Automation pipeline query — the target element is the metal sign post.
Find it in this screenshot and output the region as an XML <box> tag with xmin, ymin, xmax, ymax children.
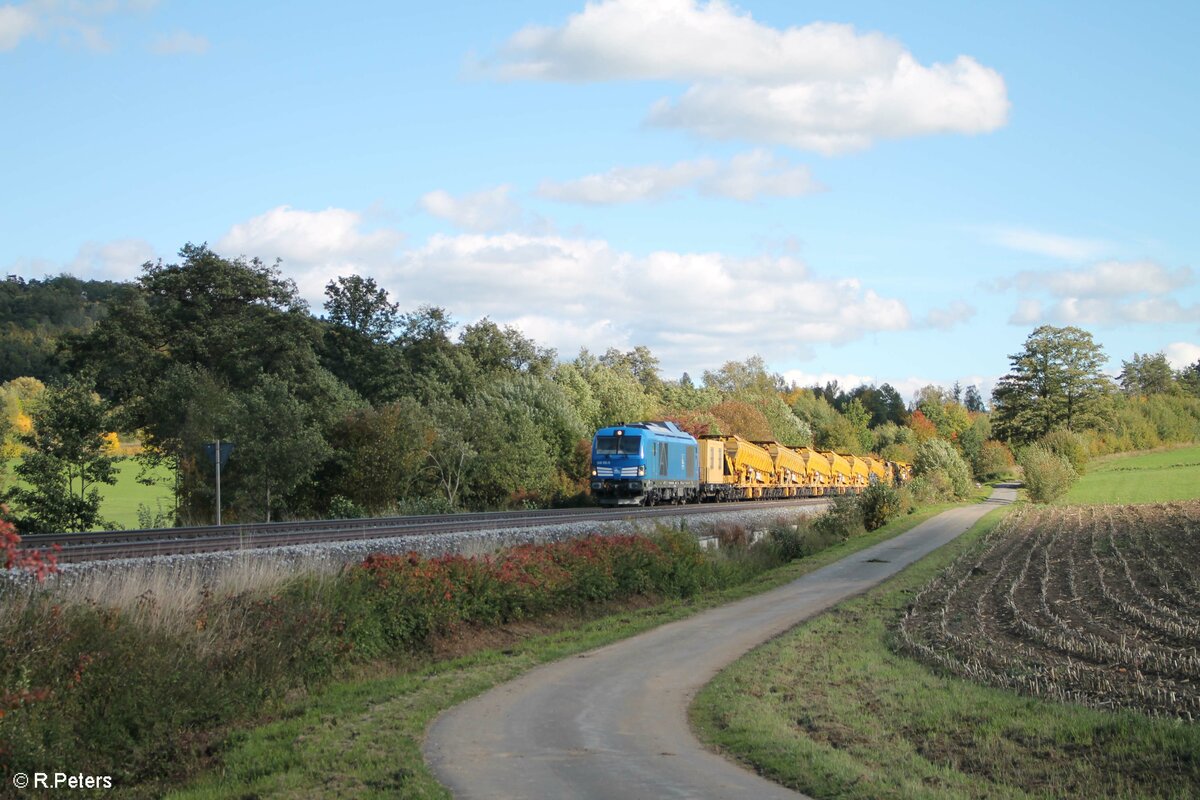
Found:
<box><xmin>203</xmin><ymin>440</ymin><xmax>235</xmax><ymax>525</ymax></box>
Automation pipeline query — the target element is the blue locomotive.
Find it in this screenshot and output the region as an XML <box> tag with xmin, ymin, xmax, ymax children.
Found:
<box><xmin>590</xmin><ymin>421</ymin><xmax>699</xmax><ymax>506</ymax></box>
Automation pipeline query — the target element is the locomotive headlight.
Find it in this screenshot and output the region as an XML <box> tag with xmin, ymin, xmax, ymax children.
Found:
<box><xmin>591</xmin><ymin>467</ymin><xmax>597</xmax><ymax>476</ymax></box>
<box><xmin>638</xmin><ymin>465</ymin><xmax>645</xmax><ymax>476</ymax></box>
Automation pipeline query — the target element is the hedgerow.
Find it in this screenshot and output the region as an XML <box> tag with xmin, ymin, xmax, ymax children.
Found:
<box><xmin>0</xmin><ymin>530</ymin><xmax>770</xmax><ymax>792</ymax></box>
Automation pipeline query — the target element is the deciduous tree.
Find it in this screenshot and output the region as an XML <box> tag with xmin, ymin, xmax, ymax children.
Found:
<box><xmin>991</xmin><ymin>326</ymin><xmax>1109</xmax><ymax>444</ymax></box>
<box><xmin>5</xmin><ymin>377</ymin><xmax>117</xmax><ymax>533</ymax></box>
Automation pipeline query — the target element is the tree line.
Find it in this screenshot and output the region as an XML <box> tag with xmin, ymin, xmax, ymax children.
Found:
<box><xmin>2</xmin><ymin>245</ymin><xmax>1199</xmax><ymax>531</ymax></box>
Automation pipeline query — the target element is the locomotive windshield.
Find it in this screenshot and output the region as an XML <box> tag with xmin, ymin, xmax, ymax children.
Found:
<box><xmin>595</xmin><ymin>436</ymin><xmax>620</xmax><ymax>454</ymax></box>
<box><xmin>594</xmin><ymin>435</ymin><xmax>643</xmax><ymax>456</ymax></box>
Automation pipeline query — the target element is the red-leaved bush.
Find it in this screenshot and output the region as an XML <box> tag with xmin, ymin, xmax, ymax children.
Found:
<box><xmin>344</xmin><ymin>533</ymin><xmax>709</xmax><ymax>655</ymax></box>
<box><xmin>1</xmin><ymin>509</ymin><xmax>59</xmax><ymax>582</ymax></box>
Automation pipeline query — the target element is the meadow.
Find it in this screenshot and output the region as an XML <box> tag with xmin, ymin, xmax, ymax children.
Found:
<box><xmin>1060</xmin><ymin>444</ymin><xmax>1200</xmax><ymax>504</ymax></box>
<box><xmin>3</xmin><ymin>457</ymin><xmax>173</xmax><ymax>530</ymax></box>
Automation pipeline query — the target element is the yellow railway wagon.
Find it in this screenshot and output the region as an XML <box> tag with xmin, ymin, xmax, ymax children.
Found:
<box><xmin>757</xmin><ymin>441</ymin><xmax>809</xmax><ymax>497</ymax></box>
<box><xmin>699</xmin><ymin>435</ymin><xmax>775</xmax><ymax>500</ymax></box>
<box><xmin>844</xmin><ymin>455</ymin><xmax>871</xmax><ymax>491</ymax></box>
<box><xmin>821</xmin><ymin>450</ymin><xmax>854</xmax><ymax>494</ymax></box>
<box><xmin>794</xmin><ymin>447</ymin><xmax>831</xmax><ymax>496</ymax></box>
<box><xmin>893</xmin><ymin>461</ymin><xmax>914</xmax><ymax>485</ymax></box>
<box><xmin>864</xmin><ymin>456</ymin><xmax>891</xmax><ymax>485</ymax></box>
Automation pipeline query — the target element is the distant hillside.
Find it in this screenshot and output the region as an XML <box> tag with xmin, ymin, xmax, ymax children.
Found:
<box><xmin>0</xmin><ymin>274</ymin><xmax>136</xmax><ymax>383</ymax></box>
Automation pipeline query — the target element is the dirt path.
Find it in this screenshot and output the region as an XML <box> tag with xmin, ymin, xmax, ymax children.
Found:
<box><xmin>424</xmin><ymin>488</ymin><xmax>1016</xmax><ymax>799</ymax></box>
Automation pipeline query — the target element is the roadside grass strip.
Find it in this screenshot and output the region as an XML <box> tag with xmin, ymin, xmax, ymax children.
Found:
<box><xmin>1060</xmin><ymin>444</ymin><xmax>1200</xmax><ymax>505</ymax></box>
<box><xmin>692</xmin><ymin>507</ymin><xmax>1200</xmax><ymax>800</ymax></box>
<box><xmin>169</xmin><ymin>503</ymin><xmax>962</xmax><ymax>799</ymax></box>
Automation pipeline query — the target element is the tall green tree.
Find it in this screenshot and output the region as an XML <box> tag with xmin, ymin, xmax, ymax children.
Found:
<box><xmin>963</xmin><ymin>384</ymin><xmax>986</xmax><ymax>413</ymax></box>
<box><xmin>5</xmin><ymin>378</ymin><xmax>117</xmax><ymax>533</ymax></box>
<box><xmin>991</xmin><ymin>325</ymin><xmax>1110</xmax><ymax>444</ymax></box>
<box><xmin>228</xmin><ymin>376</ymin><xmax>331</xmax><ymax>522</ymax></box>
<box><xmin>325</xmin><ymin>398</ymin><xmax>434</xmax><ymax>514</ymax></box>
<box><xmin>72</xmin><ymin>243</ymin><xmax>322</xmax><ymax>402</ymax></box>
<box><xmin>1119</xmin><ymin>352</ymin><xmax>1175</xmax><ymax>395</ymax></box>
<box><xmin>1180</xmin><ymin>360</ymin><xmax>1200</xmax><ymax>397</ymax></box>
<box><xmin>461</xmin><ymin>318</ymin><xmax>555</xmax><ymax>378</ymax></box>
<box><xmin>702</xmin><ymin>355</ymin><xmax>784</xmax><ymax>395</ymax></box>
<box><xmin>320</xmin><ymin>276</ymin><xmax>404</xmax><ymax>403</ymax></box>
<box><xmin>323</xmin><ymin>275</ymin><xmax>398</xmax><ymax>342</ymax></box>
<box><xmin>69</xmin><ymin>244</ymin><xmax>334</xmax><ymax>520</ymax></box>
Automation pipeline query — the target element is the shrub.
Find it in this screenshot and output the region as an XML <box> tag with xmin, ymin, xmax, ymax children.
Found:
<box><xmin>1019</xmin><ymin>444</ymin><xmax>1078</xmax><ymax>503</ymax></box>
<box><xmin>913</xmin><ymin>439</ymin><xmax>972</xmax><ymax>498</ymax></box>
<box><xmin>769</xmin><ymin>518</ymin><xmax>844</xmax><ymax>561</ymax></box>
<box><xmin>711</xmin><ymin>521</ymin><xmax>751</xmax><ymax>549</ymax></box>
<box><xmin>1039</xmin><ymin>428</ymin><xmax>1089</xmax><ymax>474</ymax></box>
<box><xmin>973</xmin><ymin>439</ymin><xmax>1015</xmax><ymax>481</ymax></box>
<box><xmin>768</xmin><ymin>523</ymin><xmax>807</xmax><ymax>561</ymax></box>
<box><xmin>906</xmin><ymin>469</ymin><xmax>956</xmax><ymax>505</ymax></box>
<box><xmin>815</xmin><ymin>494</ymin><xmax>865</xmax><ymax>540</ymax></box>
<box><xmin>859</xmin><ymin>481</ymin><xmax>903</xmax><ymax>531</ymax></box>
<box><xmin>327</xmin><ymin>495</ymin><xmax>365</xmax><ymax>519</ymax></box>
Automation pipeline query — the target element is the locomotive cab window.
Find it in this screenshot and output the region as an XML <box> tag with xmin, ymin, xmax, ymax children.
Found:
<box><xmin>618</xmin><ymin>436</ymin><xmax>642</xmax><ymax>455</ymax></box>
<box><xmin>595</xmin><ymin>436</ymin><xmax>620</xmax><ymax>454</ymax></box>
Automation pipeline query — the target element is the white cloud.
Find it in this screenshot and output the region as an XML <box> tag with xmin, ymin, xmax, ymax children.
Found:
<box><xmin>0</xmin><ymin>4</ymin><xmax>37</xmax><ymax>51</ymax></box>
<box><xmin>490</xmin><ymin>0</ymin><xmax>1009</xmax><ymax>154</ymax></box>
<box><xmin>704</xmin><ymin>150</ymin><xmax>824</xmax><ymax>200</ymax></box>
<box><xmin>1010</xmin><ymin>261</ymin><xmax>1192</xmax><ymax>298</ymax></box>
<box><xmin>209</xmin><ymin>205</ymin><xmax>918</xmax><ymax>374</ymax></box>
<box><xmin>777</xmin><ymin>371</ymin><xmax>999</xmax><ymax>406</ymax></box>
<box><xmin>150</xmin><ymin>30</ymin><xmax>208</xmax><ymax>55</ymax></box>
<box><xmin>1009</xmin><ymin>298</ymin><xmax>1043</xmax><ymax>325</ymax></box>
<box><xmin>217</xmin><ymin>205</ymin><xmax>405</xmax><ymax>302</ymax></box>
<box><xmin>780</xmin><ymin>370</ymin><xmax>876</xmax><ymax>390</ymax></box>
<box><xmin>986</xmin><ymin>227</ymin><xmax>1110</xmax><ymax>260</ymax></box>
<box><xmin>7</xmin><ymin>238</ymin><xmax>157</xmax><ymax>281</ymax></box>
<box><xmin>1</xmin><ymin>1</ymin><xmax>162</xmax><ymax>53</ymax></box>
<box><xmin>921</xmin><ymin>301</ymin><xmax>975</xmax><ymax>330</ymax></box>
<box><xmin>419</xmin><ymin>185</ymin><xmax>524</xmax><ymax>232</ymax></box>
<box><xmin>539</xmin><ymin>160</ymin><xmax>714</xmax><ymax>204</ymax></box>
<box><xmin>1003</xmin><ymin>260</ymin><xmax>1198</xmax><ymax>327</ymax></box>
<box><xmin>539</xmin><ymin>149</ymin><xmax>823</xmax><ymax>204</ymax></box>
<box><xmin>1164</xmin><ymin>342</ymin><xmax>1200</xmax><ymax>369</ymax></box>
<box><xmin>67</xmin><ymin>238</ymin><xmax>157</xmax><ymax>281</ymax></box>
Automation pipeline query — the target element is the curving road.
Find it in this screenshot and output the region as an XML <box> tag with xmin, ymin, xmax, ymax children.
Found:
<box><xmin>424</xmin><ymin>487</ymin><xmax>1016</xmax><ymax>799</ymax></box>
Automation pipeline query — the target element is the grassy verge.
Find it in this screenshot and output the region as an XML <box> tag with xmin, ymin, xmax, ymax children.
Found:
<box><xmin>692</xmin><ymin>506</ymin><xmax>1200</xmax><ymax>799</ymax></box>
<box><xmin>1060</xmin><ymin>444</ymin><xmax>1200</xmax><ymax>504</ymax></box>
<box><xmin>169</xmin><ymin>502</ymin><xmax>965</xmax><ymax>799</ymax></box>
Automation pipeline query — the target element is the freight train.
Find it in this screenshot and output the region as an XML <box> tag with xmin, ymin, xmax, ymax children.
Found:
<box><xmin>589</xmin><ymin>421</ymin><xmax>912</xmax><ymax>507</ymax></box>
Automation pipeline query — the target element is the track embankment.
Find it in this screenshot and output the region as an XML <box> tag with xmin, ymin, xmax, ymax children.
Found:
<box><xmin>423</xmin><ymin>486</ymin><xmax>1016</xmax><ymax>799</ymax></box>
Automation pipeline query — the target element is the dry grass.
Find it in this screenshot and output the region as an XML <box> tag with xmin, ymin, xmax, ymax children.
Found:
<box><xmin>1</xmin><ymin>556</ymin><xmax>336</xmax><ymax>640</ymax></box>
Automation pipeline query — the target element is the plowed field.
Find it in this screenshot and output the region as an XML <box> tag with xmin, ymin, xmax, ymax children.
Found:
<box><xmin>897</xmin><ymin>501</ymin><xmax>1200</xmax><ymax>720</ymax></box>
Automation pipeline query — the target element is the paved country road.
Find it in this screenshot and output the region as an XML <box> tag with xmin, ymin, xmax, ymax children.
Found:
<box><xmin>424</xmin><ymin>487</ymin><xmax>1017</xmax><ymax>799</ymax></box>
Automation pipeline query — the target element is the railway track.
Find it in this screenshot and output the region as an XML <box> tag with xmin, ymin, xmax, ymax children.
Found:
<box><xmin>19</xmin><ymin>498</ymin><xmax>829</xmax><ymax>563</ymax></box>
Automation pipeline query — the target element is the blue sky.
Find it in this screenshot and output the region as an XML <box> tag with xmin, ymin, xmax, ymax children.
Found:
<box><xmin>3</xmin><ymin>0</ymin><xmax>1198</xmax><ymax>400</ymax></box>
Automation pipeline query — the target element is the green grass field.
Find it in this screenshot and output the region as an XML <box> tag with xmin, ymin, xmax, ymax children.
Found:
<box><xmin>692</xmin><ymin>507</ymin><xmax>1200</xmax><ymax>800</ymax></box>
<box><xmin>1059</xmin><ymin>444</ymin><xmax>1200</xmax><ymax>504</ymax></box>
<box><xmin>4</xmin><ymin>457</ymin><xmax>173</xmax><ymax>530</ymax></box>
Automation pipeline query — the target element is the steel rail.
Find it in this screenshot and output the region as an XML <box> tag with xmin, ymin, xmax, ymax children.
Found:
<box><xmin>22</xmin><ymin>499</ymin><xmax>829</xmax><ymax>564</ymax></box>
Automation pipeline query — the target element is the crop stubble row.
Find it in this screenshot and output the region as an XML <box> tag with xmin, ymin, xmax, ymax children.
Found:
<box><xmin>896</xmin><ymin>501</ymin><xmax>1200</xmax><ymax>719</ymax></box>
